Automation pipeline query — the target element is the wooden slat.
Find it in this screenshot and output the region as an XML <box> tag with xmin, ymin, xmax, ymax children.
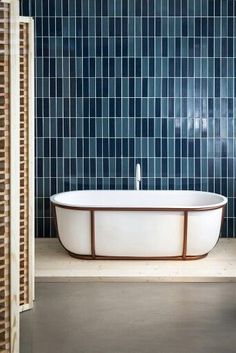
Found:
<box><xmin>19</xmin><ymin>16</ymin><xmax>34</xmax><ymax>313</ymax></box>
<box><xmin>0</xmin><ymin>2</ymin><xmax>10</xmax><ymax>351</ymax></box>
<box><xmin>19</xmin><ymin>21</ymin><xmax>29</xmax><ymax>308</ymax></box>
<box><xmin>9</xmin><ymin>0</ymin><xmax>20</xmax><ymax>351</ymax></box>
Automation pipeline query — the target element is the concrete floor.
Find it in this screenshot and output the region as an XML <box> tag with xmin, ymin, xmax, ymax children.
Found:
<box><xmin>21</xmin><ymin>283</ymin><xmax>236</xmax><ymax>353</ymax></box>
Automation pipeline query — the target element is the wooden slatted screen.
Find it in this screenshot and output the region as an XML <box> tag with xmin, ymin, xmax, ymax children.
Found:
<box><xmin>0</xmin><ymin>0</ymin><xmax>20</xmax><ymax>351</ymax></box>
<box><xmin>19</xmin><ymin>21</ymin><xmax>29</xmax><ymax>307</ymax></box>
<box><xmin>0</xmin><ymin>2</ymin><xmax>11</xmax><ymax>351</ymax></box>
<box><xmin>0</xmin><ymin>2</ymin><xmax>32</xmax><ymax>349</ymax></box>
<box><xmin>19</xmin><ymin>17</ymin><xmax>34</xmax><ymax>312</ymax></box>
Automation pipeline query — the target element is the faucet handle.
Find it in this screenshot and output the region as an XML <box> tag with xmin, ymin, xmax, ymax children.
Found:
<box><xmin>136</xmin><ymin>163</ymin><xmax>141</xmax><ymax>181</ymax></box>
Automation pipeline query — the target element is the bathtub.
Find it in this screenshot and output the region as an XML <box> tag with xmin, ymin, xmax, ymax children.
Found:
<box><xmin>50</xmin><ymin>190</ymin><xmax>227</xmax><ymax>260</ymax></box>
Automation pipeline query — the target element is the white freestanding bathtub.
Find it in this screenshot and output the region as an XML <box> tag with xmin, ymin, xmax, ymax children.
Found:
<box><xmin>50</xmin><ymin>190</ymin><xmax>227</xmax><ymax>260</ymax></box>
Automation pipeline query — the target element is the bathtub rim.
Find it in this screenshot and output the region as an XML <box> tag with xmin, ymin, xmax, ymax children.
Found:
<box><xmin>50</xmin><ymin>190</ymin><xmax>227</xmax><ymax>212</ymax></box>
<box><xmin>51</xmin><ymin>200</ymin><xmax>226</xmax><ymax>261</ymax></box>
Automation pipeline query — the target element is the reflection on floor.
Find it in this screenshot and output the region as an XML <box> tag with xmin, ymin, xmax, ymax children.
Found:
<box><xmin>21</xmin><ymin>283</ymin><xmax>236</xmax><ymax>353</ymax></box>
<box><xmin>36</xmin><ymin>238</ymin><xmax>236</xmax><ymax>282</ymax></box>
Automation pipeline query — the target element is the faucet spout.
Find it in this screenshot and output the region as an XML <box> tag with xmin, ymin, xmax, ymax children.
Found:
<box><xmin>136</xmin><ymin>163</ymin><xmax>141</xmax><ymax>190</ymax></box>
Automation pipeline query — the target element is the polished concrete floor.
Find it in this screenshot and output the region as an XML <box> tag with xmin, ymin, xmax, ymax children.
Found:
<box><xmin>21</xmin><ymin>283</ymin><xmax>236</xmax><ymax>353</ymax></box>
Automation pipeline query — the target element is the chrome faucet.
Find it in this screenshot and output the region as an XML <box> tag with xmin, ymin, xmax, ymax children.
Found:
<box><xmin>136</xmin><ymin>163</ymin><xmax>141</xmax><ymax>190</ymax></box>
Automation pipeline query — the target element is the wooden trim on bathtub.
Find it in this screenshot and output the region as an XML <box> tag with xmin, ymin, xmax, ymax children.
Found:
<box><xmin>220</xmin><ymin>205</ymin><xmax>226</xmax><ymax>231</ymax></box>
<box><xmin>67</xmin><ymin>251</ymin><xmax>208</xmax><ymax>261</ymax></box>
<box><xmin>52</xmin><ymin>204</ymin><xmax>60</xmax><ymax>239</ymax></box>
<box><xmin>90</xmin><ymin>211</ymin><xmax>96</xmax><ymax>259</ymax></box>
<box><xmin>52</xmin><ymin>202</ymin><xmax>225</xmax><ymax>261</ymax></box>
<box><xmin>52</xmin><ymin>204</ymin><xmax>225</xmax><ymax>261</ymax></box>
<box><xmin>51</xmin><ymin>202</ymin><xmax>226</xmax><ymax>261</ymax></box>
<box><xmin>51</xmin><ymin>204</ymin><xmax>225</xmax><ymax>213</ymax></box>
<box><xmin>182</xmin><ymin>211</ymin><xmax>188</xmax><ymax>260</ymax></box>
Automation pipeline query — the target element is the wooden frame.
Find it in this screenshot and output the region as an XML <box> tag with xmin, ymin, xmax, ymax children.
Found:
<box><xmin>0</xmin><ymin>4</ymin><xmax>11</xmax><ymax>351</ymax></box>
<box><xmin>52</xmin><ymin>203</ymin><xmax>225</xmax><ymax>261</ymax></box>
<box><xmin>9</xmin><ymin>0</ymin><xmax>20</xmax><ymax>351</ymax></box>
<box><xmin>19</xmin><ymin>16</ymin><xmax>34</xmax><ymax>313</ymax></box>
<box><xmin>0</xmin><ymin>0</ymin><xmax>20</xmax><ymax>352</ymax></box>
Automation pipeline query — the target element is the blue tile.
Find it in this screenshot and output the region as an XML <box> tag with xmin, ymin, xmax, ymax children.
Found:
<box><xmin>21</xmin><ymin>0</ymin><xmax>236</xmax><ymax>237</ymax></box>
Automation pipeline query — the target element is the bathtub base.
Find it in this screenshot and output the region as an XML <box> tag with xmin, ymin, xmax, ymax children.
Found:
<box><xmin>67</xmin><ymin>250</ymin><xmax>208</xmax><ymax>261</ymax></box>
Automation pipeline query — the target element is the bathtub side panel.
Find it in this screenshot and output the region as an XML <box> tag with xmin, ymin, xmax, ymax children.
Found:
<box><xmin>55</xmin><ymin>207</ymin><xmax>91</xmax><ymax>255</ymax></box>
<box><xmin>187</xmin><ymin>209</ymin><xmax>222</xmax><ymax>255</ymax></box>
<box><xmin>95</xmin><ymin>211</ymin><xmax>184</xmax><ymax>257</ymax></box>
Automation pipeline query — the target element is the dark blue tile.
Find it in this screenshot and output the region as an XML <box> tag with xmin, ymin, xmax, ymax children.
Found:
<box><xmin>195</xmin><ymin>18</ymin><xmax>201</xmax><ymax>37</ymax></box>
<box><xmin>109</xmin><ymin>18</ymin><xmax>115</xmax><ymax>36</ymax></box>
<box><xmin>162</xmin><ymin>38</ymin><xmax>168</xmax><ymax>57</ymax></box>
<box><xmin>228</xmin><ymin>38</ymin><xmax>233</xmax><ymax>57</ymax></box>
<box><xmin>121</xmin><ymin>19</ymin><xmax>128</xmax><ymax>37</ymax></box>
<box><xmin>208</xmin><ymin>19</ymin><xmax>214</xmax><ymax>37</ymax></box>
<box><xmin>22</xmin><ymin>0</ymin><xmax>236</xmax><ymax>238</ymax></box>
<box><xmin>142</xmin><ymin>38</ymin><xmax>148</xmax><ymax>57</ymax></box>
<box><xmin>142</xmin><ymin>18</ymin><xmax>148</xmax><ymax>37</ymax></box>
<box><xmin>136</xmin><ymin>119</ymin><xmax>141</xmax><ymax>137</ymax></box>
<box><xmin>155</xmin><ymin>18</ymin><xmax>161</xmax><ymax>36</ymax></box>
<box><xmin>228</xmin><ymin>0</ymin><xmax>233</xmax><ymax>15</ymax></box>
<box><xmin>122</xmin><ymin>37</ymin><xmax>128</xmax><ymax>57</ymax></box>
<box><xmin>182</xmin><ymin>0</ymin><xmax>188</xmax><ymax>15</ymax></box>
<box><xmin>169</xmin><ymin>0</ymin><xmax>175</xmax><ymax>16</ymax></box>
<box><xmin>182</xmin><ymin>19</ymin><xmax>188</xmax><ymax>37</ymax></box>
<box><xmin>214</xmin><ymin>0</ymin><xmax>221</xmax><ymax>16</ymax></box>
<box><xmin>209</xmin><ymin>0</ymin><xmax>214</xmax><ymax>16</ymax></box>
<box><xmin>215</xmin><ymin>78</ymin><xmax>221</xmax><ymax>97</ymax></box>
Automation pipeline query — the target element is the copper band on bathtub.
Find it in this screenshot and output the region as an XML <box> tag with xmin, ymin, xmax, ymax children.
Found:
<box><xmin>220</xmin><ymin>206</ymin><xmax>225</xmax><ymax>231</ymax></box>
<box><xmin>52</xmin><ymin>205</ymin><xmax>59</xmax><ymax>236</ymax></box>
<box><xmin>182</xmin><ymin>211</ymin><xmax>188</xmax><ymax>259</ymax></box>
<box><xmin>90</xmin><ymin>210</ymin><xmax>96</xmax><ymax>259</ymax></box>
<box><xmin>52</xmin><ymin>204</ymin><xmax>224</xmax><ymax>212</ymax></box>
<box><xmin>52</xmin><ymin>202</ymin><xmax>226</xmax><ymax>261</ymax></box>
<box><xmin>68</xmin><ymin>252</ymin><xmax>208</xmax><ymax>261</ymax></box>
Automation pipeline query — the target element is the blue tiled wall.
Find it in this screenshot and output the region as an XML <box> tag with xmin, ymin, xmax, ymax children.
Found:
<box><xmin>21</xmin><ymin>0</ymin><xmax>236</xmax><ymax>237</ymax></box>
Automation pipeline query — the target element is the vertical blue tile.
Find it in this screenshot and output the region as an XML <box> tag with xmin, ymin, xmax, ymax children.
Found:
<box><xmin>21</xmin><ymin>0</ymin><xmax>236</xmax><ymax>238</ymax></box>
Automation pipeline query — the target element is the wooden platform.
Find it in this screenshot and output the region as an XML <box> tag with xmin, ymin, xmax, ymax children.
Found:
<box><xmin>36</xmin><ymin>238</ymin><xmax>236</xmax><ymax>282</ymax></box>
